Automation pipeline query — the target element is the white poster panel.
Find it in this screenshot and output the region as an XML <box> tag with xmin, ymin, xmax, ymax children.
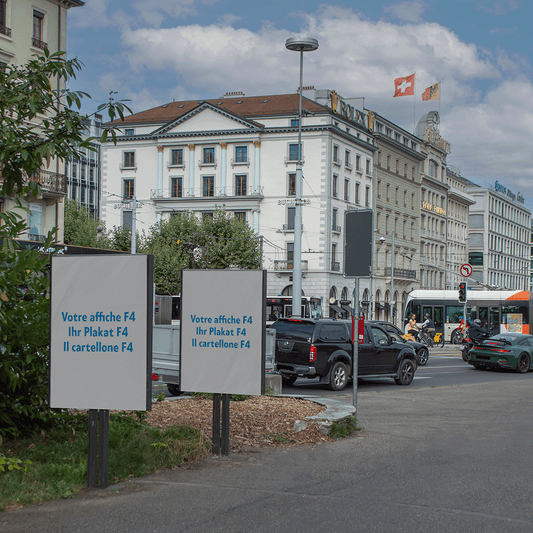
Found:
<box><xmin>180</xmin><ymin>269</ymin><xmax>265</xmax><ymax>395</ymax></box>
<box><xmin>50</xmin><ymin>255</ymin><xmax>152</xmax><ymax>410</ymax></box>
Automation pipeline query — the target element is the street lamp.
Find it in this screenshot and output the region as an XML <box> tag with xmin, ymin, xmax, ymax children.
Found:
<box><xmin>285</xmin><ymin>37</ymin><xmax>319</xmax><ymax>318</ymax></box>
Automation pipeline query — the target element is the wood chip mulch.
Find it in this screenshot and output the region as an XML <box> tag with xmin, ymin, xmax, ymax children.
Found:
<box><xmin>146</xmin><ymin>396</ymin><xmax>333</xmax><ymax>452</ymax></box>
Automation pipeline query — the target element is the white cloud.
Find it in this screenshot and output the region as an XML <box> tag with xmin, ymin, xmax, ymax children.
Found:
<box><xmin>132</xmin><ymin>0</ymin><xmax>219</xmax><ymax>29</ymax></box>
<box><xmin>470</xmin><ymin>0</ymin><xmax>522</xmax><ymax>16</ymax></box>
<box><xmin>383</xmin><ymin>0</ymin><xmax>428</xmax><ymax>23</ymax></box>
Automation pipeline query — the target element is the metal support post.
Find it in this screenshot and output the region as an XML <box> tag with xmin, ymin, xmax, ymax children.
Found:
<box><xmin>221</xmin><ymin>394</ymin><xmax>230</xmax><ymax>456</ymax></box>
<box><xmin>98</xmin><ymin>410</ymin><xmax>109</xmax><ymax>489</ymax></box>
<box><xmin>212</xmin><ymin>394</ymin><xmax>221</xmax><ymax>454</ymax></box>
<box><xmin>87</xmin><ymin>410</ymin><xmax>98</xmax><ymax>488</ymax></box>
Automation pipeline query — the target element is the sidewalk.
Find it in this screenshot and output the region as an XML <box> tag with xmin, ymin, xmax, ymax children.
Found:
<box><xmin>3</xmin><ymin>378</ymin><xmax>533</xmax><ymax>532</ymax></box>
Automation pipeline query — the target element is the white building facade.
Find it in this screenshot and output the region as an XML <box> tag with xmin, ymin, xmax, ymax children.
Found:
<box><xmin>101</xmin><ymin>91</ymin><xmax>376</xmax><ymax>313</ymax></box>
<box><xmin>466</xmin><ymin>180</ymin><xmax>531</xmax><ymax>291</ymax></box>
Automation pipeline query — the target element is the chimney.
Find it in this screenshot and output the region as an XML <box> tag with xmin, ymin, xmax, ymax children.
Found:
<box><xmin>222</xmin><ymin>91</ymin><xmax>245</xmax><ymax>98</ymax></box>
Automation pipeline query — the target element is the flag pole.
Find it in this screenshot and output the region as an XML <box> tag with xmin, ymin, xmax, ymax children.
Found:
<box><xmin>413</xmin><ymin>72</ymin><xmax>416</xmax><ymax>132</ymax></box>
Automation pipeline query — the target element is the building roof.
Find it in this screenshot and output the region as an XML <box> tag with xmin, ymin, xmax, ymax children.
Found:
<box><xmin>109</xmin><ymin>94</ymin><xmax>331</xmax><ymax>126</ymax></box>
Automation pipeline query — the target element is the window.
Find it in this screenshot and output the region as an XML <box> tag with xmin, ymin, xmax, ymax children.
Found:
<box><xmin>333</xmin><ymin>174</ymin><xmax>338</xmax><ymax>198</ymax></box>
<box><xmin>332</xmin><ymin>209</ymin><xmax>340</xmax><ymax>232</ymax></box>
<box><xmin>89</xmin><ymin>167</ymin><xmax>94</xmax><ymax>182</ymax></box>
<box><xmin>235</xmin><ymin>211</ymin><xmax>246</xmax><ymax>222</ymax></box>
<box><xmin>171</xmin><ymin>149</ymin><xmax>183</xmax><ymax>166</ymax></box>
<box><xmin>333</xmin><ymin>145</ymin><xmax>339</xmax><ymax>163</ymax></box>
<box><xmin>81</xmin><ymin>165</ymin><xmax>86</xmax><ymax>182</ymax></box>
<box><xmin>72</xmin><ymin>162</ymin><xmax>77</xmax><ymax>179</ymax></box>
<box><xmin>289</xmin><ymin>144</ymin><xmax>300</xmax><ymax>161</ymax></box>
<box><xmin>291</xmin><ymin>118</ymin><xmax>299</xmax><ymax>127</ymax></box>
<box><xmin>396</xmin><ymin>159</ymin><xmax>399</xmax><ymax>173</ymax></box>
<box><xmin>387</xmin><ymin>155</ymin><xmax>391</xmax><ymax>170</ymax></box>
<box><xmin>287</xmin><ymin>243</ymin><xmax>294</xmax><ymax>269</ymax></box>
<box><xmin>125</xmin><ymin>129</ymin><xmax>134</xmax><ymax>136</ymax></box>
<box><xmin>288</xmin><ymin>173</ymin><xmax>296</xmax><ymax>196</ymax></box>
<box><xmin>386</xmin><ymin>183</ymin><xmax>390</xmax><ymax>202</ymax></box>
<box><xmin>355</xmin><ymin>182</ymin><xmax>360</xmax><ymax>204</ymax></box>
<box><xmin>395</xmin><ymin>187</ymin><xmax>399</xmax><ymax>204</ymax></box>
<box><xmin>344</xmin><ymin>179</ymin><xmax>350</xmax><ymax>202</ymax></box>
<box><xmin>235</xmin><ymin>146</ymin><xmax>247</xmax><ymax>163</ymax></box>
<box><xmin>203</xmin><ymin>176</ymin><xmax>214</xmax><ymax>197</ymax></box>
<box><xmin>287</xmin><ymin>207</ymin><xmax>295</xmax><ymax>230</ymax></box>
<box><xmin>123</xmin><ymin>151</ymin><xmax>135</xmax><ymax>168</ymax></box>
<box><xmin>331</xmin><ymin>243</ymin><xmax>338</xmax><ymax>270</ymax></box>
<box><xmin>203</xmin><ymin>147</ymin><xmax>215</xmax><ymax>164</ymax></box>
<box><xmin>0</xmin><ymin>1</ymin><xmax>10</xmax><ymax>36</ymax></box>
<box><xmin>33</xmin><ymin>10</ymin><xmax>46</xmax><ymax>48</ymax></box>
<box><xmin>345</xmin><ymin>150</ymin><xmax>351</xmax><ymax>168</ymax></box>
<box><xmin>356</xmin><ymin>154</ymin><xmax>361</xmax><ymax>172</ymax></box>
<box><xmin>202</xmin><ymin>212</ymin><xmax>213</xmax><ymax>221</ymax></box>
<box><xmin>123</xmin><ymin>179</ymin><xmax>134</xmax><ymax>199</ymax></box>
<box><xmin>80</xmin><ymin>187</ymin><xmax>85</xmax><ymax>203</ymax></box>
<box><xmin>171</xmin><ymin>177</ymin><xmax>182</xmax><ymax>198</ymax></box>
<box><xmin>123</xmin><ymin>210</ymin><xmax>132</xmax><ymax>230</ymax></box>
<box><xmin>235</xmin><ymin>174</ymin><xmax>247</xmax><ymax>196</ymax></box>
<box><xmin>365</xmin><ymin>186</ymin><xmax>370</xmax><ymax>207</ymax></box>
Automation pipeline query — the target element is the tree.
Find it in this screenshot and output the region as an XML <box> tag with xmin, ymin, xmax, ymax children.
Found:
<box><xmin>140</xmin><ymin>207</ymin><xmax>262</xmax><ymax>295</ymax></box>
<box><xmin>0</xmin><ymin>51</ymin><xmax>130</xmax><ymax>440</ymax></box>
<box><xmin>63</xmin><ymin>200</ymin><xmax>110</xmax><ymax>248</ymax></box>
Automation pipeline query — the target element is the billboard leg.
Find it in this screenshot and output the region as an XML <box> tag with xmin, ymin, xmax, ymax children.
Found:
<box><xmin>212</xmin><ymin>394</ymin><xmax>221</xmax><ymax>454</ymax></box>
<box><xmin>221</xmin><ymin>394</ymin><xmax>230</xmax><ymax>456</ymax></box>
<box><xmin>87</xmin><ymin>410</ymin><xmax>98</xmax><ymax>488</ymax></box>
<box><xmin>98</xmin><ymin>410</ymin><xmax>109</xmax><ymax>489</ymax></box>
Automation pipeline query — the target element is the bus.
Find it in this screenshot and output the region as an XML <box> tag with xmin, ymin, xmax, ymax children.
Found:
<box><xmin>266</xmin><ymin>296</ymin><xmax>323</xmax><ymax>322</ymax></box>
<box><xmin>404</xmin><ymin>290</ymin><xmax>533</xmax><ymax>342</ymax></box>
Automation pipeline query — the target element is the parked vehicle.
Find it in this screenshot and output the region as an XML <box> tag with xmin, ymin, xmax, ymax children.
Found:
<box><xmin>270</xmin><ymin>318</ymin><xmax>418</xmax><ymax>390</ymax></box>
<box><xmin>467</xmin><ymin>333</ymin><xmax>533</xmax><ymax>372</ymax></box>
<box><xmin>367</xmin><ymin>320</ymin><xmax>430</xmax><ymax>366</ymax></box>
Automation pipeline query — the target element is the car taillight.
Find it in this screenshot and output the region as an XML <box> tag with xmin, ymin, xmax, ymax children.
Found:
<box><xmin>310</xmin><ymin>345</ymin><xmax>317</xmax><ymax>362</ymax></box>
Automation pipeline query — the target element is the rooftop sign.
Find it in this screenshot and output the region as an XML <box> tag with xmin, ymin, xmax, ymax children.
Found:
<box><xmin>330</xmin><ymin>90</ymin><xmax>368</xmax><ymax>128</ymax></box>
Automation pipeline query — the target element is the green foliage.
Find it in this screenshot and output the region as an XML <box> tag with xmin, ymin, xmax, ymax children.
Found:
<box><xmin>190</xmin><ymin>392</ymin><xmax>249</xmax><ymax>401</ymax></box>
<box><xmin>63</xmin><ymin>200</ymin><xmax>110</xmax><ymax>248</ymax></box>
<box><xmin>0</xmin><ymin>205</ymin><xmax>58</xmax><ymax>440</ymax></box>
<box><xmin>0</xmin><ymin>412</ymin><xmax>209</xmax><ymax>510</ymax></box>
<box><xmin>0</xmin><ymin>49</ymin><xmax>131</xmax><ymax>197</ymax></box>
<box><xmin>0</xmin><ymin>453</ymin><xmax>32</xmax><ymax>474</ymax></box>
<box><xmin>140</xmin><ymin>207</ymin><xmax>262</xmax><ymax>294</ymax></box>
<box><xmin>329</xmin><ymin>415</ymin><xmax>360</xmax><ymax>439</ymax></box>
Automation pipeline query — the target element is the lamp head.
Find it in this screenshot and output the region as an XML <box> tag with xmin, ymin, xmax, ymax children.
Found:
<box><xmin>379</xmin><ymin>236</ymin><xmax>386</xmax><ymax>244</ymax></box>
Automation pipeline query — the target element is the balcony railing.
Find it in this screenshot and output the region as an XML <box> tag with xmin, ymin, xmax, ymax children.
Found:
<box><xmin>27</xmin><ymin>169</ymin><xmax>67</xmax><ymax>195</ymax></box>
<box><xmin>332</xmin><ymin>224</ymin><xmax>341</xmax><ymax>233</ymax></box>
<box><xmin>384</xmin><ymin>267</ymin><xmax>417</xmax><ymax>279</ymax></box>
<box><xmin>151</xmin><ymin>186</ymin><xmax>264</xmax><ymax>199</ymax></box>
<box><xmin>27</xmin><ymin>233</ymin><xmax>46</xmax><ymax>243</ymax></box>
<box><xmin>32</xmin><ymin>37</ymin><xmax>47</xmax><ymax>49</ymax></box>
<box><xmin>273</xmin><ymin>260</ymin><xmax>308</xmax><ymax>271</ymax></box>
<box><xmin>0</xmin><ymin>25</ymin><xmax>12</xmax><ymax>37</ymax></box>
<box><xmin>331</xmin><ymin>261</ymin><xmax>340</xmax><ymax>271</ymax></box>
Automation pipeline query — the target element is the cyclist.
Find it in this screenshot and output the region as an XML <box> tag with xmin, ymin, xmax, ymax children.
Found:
<box><xmin>421</xmin><ymin>314</ymin><xmax>435</xmax><ymax>336</ymax></box>
<box><xmin>407</xmin><ymin>314</ymin><xmax>420</xmax><ymax>340</ymax></box>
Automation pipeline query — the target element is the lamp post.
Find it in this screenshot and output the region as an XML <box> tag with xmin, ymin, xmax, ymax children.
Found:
<box><xmin>285</xmin><ymin>37</ymin><xmax>319</xmax><ymax>318</ymax></box>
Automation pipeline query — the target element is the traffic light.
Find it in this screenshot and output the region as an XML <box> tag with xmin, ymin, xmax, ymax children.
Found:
<box><xmin>458</xmin><ymin>282</ymin><xmax>467</xmax><ymax>303</ymax></box>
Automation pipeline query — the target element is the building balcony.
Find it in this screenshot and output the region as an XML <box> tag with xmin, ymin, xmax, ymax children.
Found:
<box><xmin>230</xmin><ymin>158</ymin><xmax>250</xmax><ymax>168</ymax></box>
<box><xmin>384</xmin><ymin>267</ymin><xmax>417</xmax><ymax>280</ymax></box>
<box><xmin>150</xmin><ymin>185</ymin><xmax>264</xmax><ymax>199</ymax></box>
<box><xmin>331</xmin><ymin>261</ymin><xmax>340</xmax><ymax>272</ymax></box>
<box><xmin>32</xmin><ymin>37</ymin><xmax>47</xmax><ymax>49</ymax></box>
<box><xmin>27</xmin><ymin>169</ymin><xmax>67</xmax><ymax>196</ymax></box>
<box><xmin>273</xmin><ymin>260</ymin><xmax>308</xmax><ymax>271</ymax></box>
<box><xmin>27</xmin><ymin>233</ymin><xmax>46</xmax><ymax>243</ymax></box>
<box><xmin>332</xmin><ymin>224</ymin><xmax>341</xmax><ymax>233</ymax></box>
<box><xmin>0</xmin><ymin>25</ymin><xmax>12</xmax><ymax>37</ymax></box>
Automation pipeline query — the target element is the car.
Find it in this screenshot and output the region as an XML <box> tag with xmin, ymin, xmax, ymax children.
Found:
<box><xmin>366</xmin><ymin>320</ymin><xmax>430</xmax><ymax>365</ymax></box>
<box><xmin>270</xmin><ymin>318</ymin><xmax>418</xmax><ymax>391</ymax></box>
<box><xmin>468</xmin><ymin>333</ymin><xmax>533</xmax><ymax>373</ymax></box>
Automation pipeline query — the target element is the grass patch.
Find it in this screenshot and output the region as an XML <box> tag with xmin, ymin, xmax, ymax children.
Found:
<box><xmin>0</xmin><ymin>411</ymin><xmax>209</xmax><ymax>512</ymax></box>
<box><xmin>329</xmin><ymin>416</ymin><xmax>360</xmax><ymax>439</ymax></box>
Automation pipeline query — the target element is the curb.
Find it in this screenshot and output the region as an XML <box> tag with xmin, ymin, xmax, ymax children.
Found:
<box><xmin>280</xmin><ymin>394</ymin><xmax>356</xmax><ymax>435</ymax></box>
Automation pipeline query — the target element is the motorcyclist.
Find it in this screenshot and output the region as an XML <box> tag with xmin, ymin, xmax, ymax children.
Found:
<box><xmin>467</xmin><ymin>319</ymin><xmax>490</xmax><ymax>343</ymax></box>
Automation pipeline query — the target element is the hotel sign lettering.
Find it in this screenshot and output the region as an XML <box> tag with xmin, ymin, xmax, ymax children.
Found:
<box><xmin>424</xmin><ymin>128</ymin><xmax>451</xmax><ymax>154</ymax></box>
<box><xmin>330</xmin><ymin>90</ymin><xmax>368</xmax><ymax>128</ymax></box>
<box><xmin>422</xmin><ymin>201</ymin><xmax>446</xmax><ymax>216</ymax></box>
<box><xmin>495</xmin><ymin>180</ymin><xmax>525</xmax><ymax>204</ymax></box>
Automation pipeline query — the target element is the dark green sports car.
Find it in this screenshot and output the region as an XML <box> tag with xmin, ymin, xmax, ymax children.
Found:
<box><xmin>468</xmin><ymin>333</ymin><xmax>533</xmax><ymax>373</ymax></box>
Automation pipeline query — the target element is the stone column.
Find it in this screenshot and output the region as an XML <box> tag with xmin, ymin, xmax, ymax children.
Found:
<box><xmin>220</xmin><ymin>142</ymin><xmax>227</xmax><ymax>195</ymax></box>
<box><xmin>157</xmin><ymin>145</ymin><xmax>164</xmax><ymax>196</ymax></box>
<box><xmin>188</xmin><ymin>144</ymin><xmax>195</xmax><ymax>196</ymax></box>
<box><xmin>253</xmin><ymin>141</ymin><xmax>261</xmax><ymax>193</ymax></box>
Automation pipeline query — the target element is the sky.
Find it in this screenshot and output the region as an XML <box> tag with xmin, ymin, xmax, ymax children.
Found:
<box><xmin>67</xmin><ymin>0</ymin><xmax>533</xmax><ymax>214</ymax></box>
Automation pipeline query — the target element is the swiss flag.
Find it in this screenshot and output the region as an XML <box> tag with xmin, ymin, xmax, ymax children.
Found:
<box><xmin>393</xmin><ymin>74</ymin><xmax>415</xmax><ymax>97</ymax></box>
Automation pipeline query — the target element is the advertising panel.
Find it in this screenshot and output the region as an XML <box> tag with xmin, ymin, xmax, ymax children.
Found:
<box><xmin>49</xmin><ymin>255</ymin><xmax>153</xmax><ymax>411</ymax></box>
<box><xmin>180</xmin><ymin>269</ymin><xmax>265</xmax><ymax>395</ymax></box>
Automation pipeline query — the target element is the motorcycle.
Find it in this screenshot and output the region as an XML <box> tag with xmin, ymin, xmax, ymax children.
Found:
<box><xmin>461</xmin><ymin>330</ymin><xmax>491</xmax><ymax>362</ymax></box>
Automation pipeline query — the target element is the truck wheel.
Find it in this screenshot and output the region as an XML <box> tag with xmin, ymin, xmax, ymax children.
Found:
<box><xmin>329</xmin><ymin>361</ymin><xmax>349</xmax><ymax>391</ymax></box>
<box><xmin>167</xmin><ymin>384</ymin><xmax>182</xmax><ymax>396</ymax></box>
<box><xmin>282</xmin><ymin>375</ymin><xmax>297</xmax><ymax>386</ymax></box>
<box><xmin>394</xmin><ymin>359</ymin><xmax>415</xmax><ymax>386</ymax></box>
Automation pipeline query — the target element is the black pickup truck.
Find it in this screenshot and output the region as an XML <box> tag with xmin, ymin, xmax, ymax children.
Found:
<box><xmin>270</xmin><ymin>318</ymin><xmax>417</xmax><ymax>391</ymax></box>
